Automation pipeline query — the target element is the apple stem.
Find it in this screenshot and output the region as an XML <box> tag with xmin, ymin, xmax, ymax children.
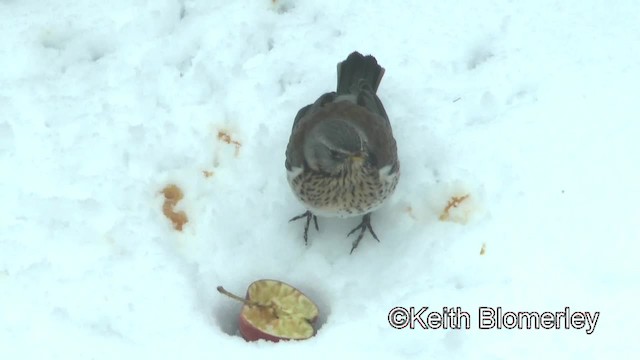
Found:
<box><xmin>216</xmin><ymin>285</ymin><xmax>276</xmax><ymax>314</ymax></box>
<box><xmin>216</xmin><ymin>286</ymin><xmax>249</xmax><ymax>303</ymax></box>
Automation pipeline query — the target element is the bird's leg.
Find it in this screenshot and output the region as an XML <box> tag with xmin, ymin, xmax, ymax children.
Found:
<box><xmin>289</xmin><ymin>210</ymin><xmax>319</xmax><ymax>245</ymax></box>
<box><xmin>347</xmin><ymin>213</ymin><xmax>380</xmax><ymax>254</ymax></box>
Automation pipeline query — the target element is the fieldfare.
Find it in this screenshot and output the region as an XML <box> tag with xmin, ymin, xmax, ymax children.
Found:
<box><xmin>285</xmin><ymin>51</ymin><xmax>400</xmax><ymax>253</ymax></box>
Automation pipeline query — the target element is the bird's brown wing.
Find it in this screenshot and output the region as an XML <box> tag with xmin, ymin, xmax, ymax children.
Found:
<box><xmin>285</xmin><ymin>92</ymin><xmax>337</xmax><ymax>171</ymax></box>
<box><xmin>286</xmin><ymin>99</ymin><xmax>397</xmax><ymax>172</ymax></box>
<box><xmin>330</xmin><ymin>101</ymin><xmax>397</xmax><ymax>170</ymax></box>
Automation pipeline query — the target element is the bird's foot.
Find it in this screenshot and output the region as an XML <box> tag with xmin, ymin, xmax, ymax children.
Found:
<box><xmin>289</xmin><ymin>210</ymin><xmax>319</xmax><ymax>245</ymax></box>
<box><xmin>347</xmin><ymin>213</ymin><xmax>379</xmax><ymax>254</ymax></box>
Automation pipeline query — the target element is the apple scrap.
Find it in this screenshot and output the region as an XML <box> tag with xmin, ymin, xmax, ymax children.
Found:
<box><xmin>160</xmin><ymin>184</ymin><xmax>188</xmax><ymax>231</ymax></box>
<box><xmin>217</xmin><ymin>130</ymin><xmax>242</xmax><ymax>157</ymax></box>
<box><xmin>439</xmin><ymin>194</ymin><xmax>470</xmax><ymax>221</ymax></box>
<box><xmin>217</xmin><ymin>279</ymin><xmax>319</xmax><ymax>342</ymax></box>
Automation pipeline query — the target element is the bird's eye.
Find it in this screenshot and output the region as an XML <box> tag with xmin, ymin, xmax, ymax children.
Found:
<box><xmin>330</xmin><ymin>150</ymin><xmax>344</xmax><ymax>160</ymax></box>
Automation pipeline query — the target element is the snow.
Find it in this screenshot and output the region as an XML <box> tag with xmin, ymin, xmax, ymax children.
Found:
<box><xmin>1</xmin><ymin>0</ymin><xmax>638</xmax><ymax>358</ymax></box>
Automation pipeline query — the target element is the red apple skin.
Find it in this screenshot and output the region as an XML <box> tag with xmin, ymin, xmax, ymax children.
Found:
<box><xmin>238</xmin><ymin>310</ymin><xmax>318</xmax><ymax>342</ymax></box>
<box><xmin>238</xmin><ymin>280</ymin><xmax>318</xmax><ymax>342</ymax></box>
<box><xmin>239</xmin><ymin>309</ymin><xmax>287</xmax><ymax>342</ymax></box>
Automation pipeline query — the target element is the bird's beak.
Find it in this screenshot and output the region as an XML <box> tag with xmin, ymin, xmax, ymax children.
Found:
<box><xmin>350</xmin><ymin>153</ymin><xmax>365</xmax><ymax>164</ymax></box>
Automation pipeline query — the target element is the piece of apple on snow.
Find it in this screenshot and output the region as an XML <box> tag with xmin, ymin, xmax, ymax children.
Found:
<box><xmin>217</xmin><ymin>279</ymin><xmax>319</xmax><ymax>342</ymax></box>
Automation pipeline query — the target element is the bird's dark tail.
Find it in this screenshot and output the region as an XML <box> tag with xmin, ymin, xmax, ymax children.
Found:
<box><xmin>336</xmin><ymin>51</ymin><xmax>385</xmax><ymax>95</ymax></box>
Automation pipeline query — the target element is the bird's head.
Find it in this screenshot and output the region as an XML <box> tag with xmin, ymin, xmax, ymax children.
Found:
<box><xmin>303</xmin><ymin>119</ymin><xmax>370</xmax><ymax>176</ymax></box>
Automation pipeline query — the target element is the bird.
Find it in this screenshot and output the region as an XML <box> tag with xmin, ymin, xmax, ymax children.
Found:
<box><xmin>285</xmin><ymin>51</ymin><xmax>400</xmax><ymax>253</ymax></box>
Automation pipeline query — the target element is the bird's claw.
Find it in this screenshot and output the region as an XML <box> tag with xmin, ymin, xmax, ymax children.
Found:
<box><xmin>289</xmin><ymin>210</ymin><xmax>319</xmax><ymax>245</ymax></box>
<box><xmin>347</xmin><ymin>213</ymin><xmax>380</xmax><ymax>254</ymax></box>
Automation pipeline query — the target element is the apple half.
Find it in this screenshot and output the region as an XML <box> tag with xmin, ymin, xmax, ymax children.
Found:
<box><xmin>217</xmin><ymin>279</ymin><xmax>319</xmax><ymax>342</ymax></box>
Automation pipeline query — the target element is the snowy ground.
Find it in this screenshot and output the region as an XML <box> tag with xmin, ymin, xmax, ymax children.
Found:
<box><xmin>1</xmin><ymin>0</ymin><xmax>638</xmax><ymax>358</ymax></box>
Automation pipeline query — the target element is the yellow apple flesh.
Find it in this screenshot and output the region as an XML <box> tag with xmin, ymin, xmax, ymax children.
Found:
<box><xmin>238</xmin><ymin>279</ymin><xmax>319</xmax><ymax>342</ymax></box>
